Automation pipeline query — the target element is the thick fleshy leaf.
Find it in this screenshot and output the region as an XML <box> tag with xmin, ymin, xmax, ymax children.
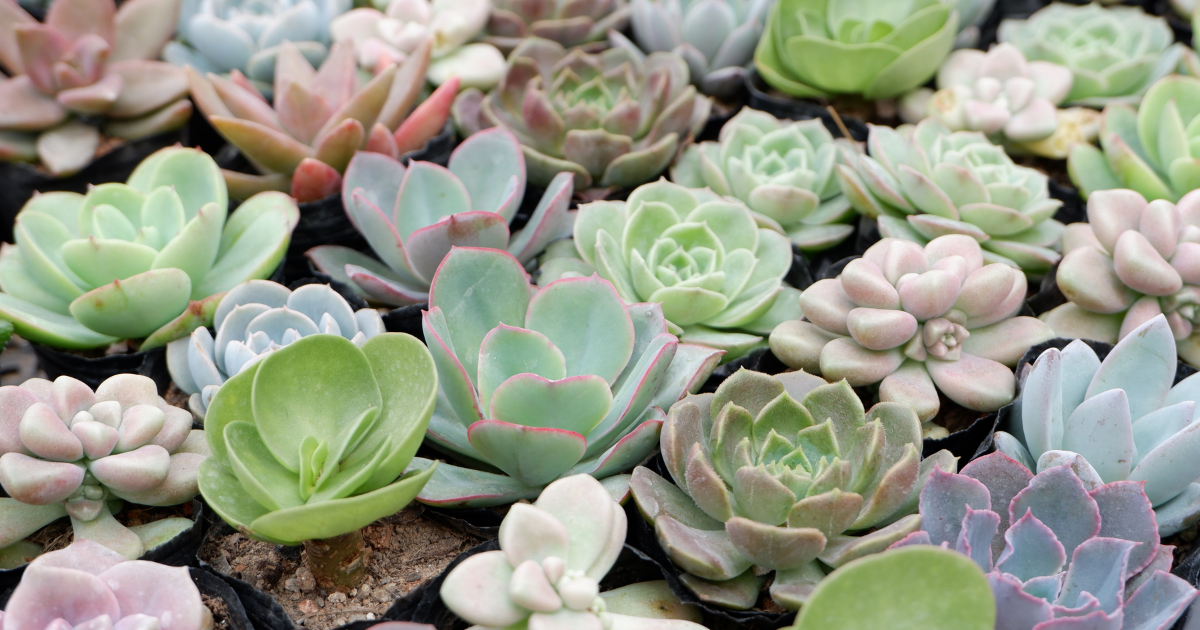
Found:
<box><xmin>1009</xmin><ymin>465</ymin><xmax>1102</xmax><ymax>561</ymax></box>
<box><xmin>655</xmin><ymin>515</ymin><xmax>752</xmax><ymax>581</ymax></box>
<box><xmin>467</xmin><ymin>420</ymin><xmax>586</xmax><ymax>487</ymax></box>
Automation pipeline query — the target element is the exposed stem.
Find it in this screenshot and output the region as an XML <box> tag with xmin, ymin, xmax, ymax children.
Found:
<box><xmin>304</xmin><ymin>530</ymin><xmax>370</xmax><ymax>592</ymax></box>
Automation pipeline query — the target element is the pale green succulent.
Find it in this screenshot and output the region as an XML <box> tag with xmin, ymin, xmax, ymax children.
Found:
<box><xmin>672</xmin><ymin>108</ymin><xmax>857</xmax><ymax>252</ymax></box>
<box><xmin>0</xmin><ymin>147</ymin><xmax>300</xmax><ymax>350</ymax></box>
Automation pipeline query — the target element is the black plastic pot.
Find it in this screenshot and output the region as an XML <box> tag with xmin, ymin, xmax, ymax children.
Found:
<box><xmin>0</xmin><ymin>127</ymin><xmax>186</xmax><ymax>245</ymax></box>
<box><xmin>31</xmin><ymin>343</ymin><xmax>170</xmax><ymax>393</ymax></box>
<box><xmin>744</xmin><ymin>70</ymin><xmax>869</xmax><ymax>142</ymax></box>
<box><xmin>1050</xmin><ymin>180</ymin><xmax>1086</xmax><ymax>225</ymax></box>
<box><xmin>382</xmin><ymin>304</ymin><xmax>427</xmax><ymax>343</ymax></box>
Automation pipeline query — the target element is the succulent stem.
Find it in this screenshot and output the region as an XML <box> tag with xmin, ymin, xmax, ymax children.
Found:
<box><xmin>304</xmin><ymin>530</ymin><xmax>370</xmax><ymax>591</ymax></box>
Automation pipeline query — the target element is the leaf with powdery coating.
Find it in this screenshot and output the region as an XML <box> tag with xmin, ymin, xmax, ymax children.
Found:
<box><xmin>919</xmin><ymin>467</ymin><xmax>990</xmax><ymax>548</ymax></box>
<box><xmin>995</xmin><ymin>509</ymin><xmax>1067</xmax><ymax>582</ymax></box>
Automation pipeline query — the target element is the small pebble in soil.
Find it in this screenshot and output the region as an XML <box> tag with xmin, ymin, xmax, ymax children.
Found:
<box><xmin>327</xmin><ymin>592</ymin><xmax>347</xmax><ymax>605</ymax></box>
<box><xmin>298</xmin><ymin>600</ymin><xmax>319</xmax><ymax>615</ymax></box>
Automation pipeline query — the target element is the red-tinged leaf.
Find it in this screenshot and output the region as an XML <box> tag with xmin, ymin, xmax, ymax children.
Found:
<box><xmin>273</xmin><ymin>41</ymin><xmax>315</xmax><ymax>95</ymax></box>
<box><xmin>393</xmin><ymin>76</ymin><xmax>458</xmax><ymax>155</ymax></box>
<box><xmin>467</xmin><ymin>419</ymin><xmax>587</xmax><ymax>487</ymax></box>
<box><xmin>222</xmin><ymin>169</ymin><xmax>290</xmax><ymax>201</ymax></box>
<box><xmin>521</xmin><ymin>86</ymin><xmax>564</xmax><ymax>155</ymax></box>
<box><xmin>313</xmin><ymin>63</ymin><xmax>396</xmax><ymax>146</ymax></box>
<box><xmin>364</xmin><ymin>122</ymin><xmax>399</xmax><ymax>158</ymax></box>
<box><xmin>311</xmin><ymin>40</ymin><xmax>357</xmax><ymax>113</ymax></box>
<box><xmin>0</xmin><ymin>1</ymin><xmax>38</xmax><ymax>75</ymax></box>
<box><xmin>186</xmin><ymin>67</ymin><xmax>231</xmax><ymax>120</ymax></box>
<box><xmin>291</xmin><ymin>158</ymin><xmax>342</xmax><ymax>203</ymax></box>
<box><xmin>404</xmin><ymin>211</ymin><xmax>511</xmax><ymax>281</ymax></box>
<box><xmin>346</xmin><ymin>264</ymin><xmax>429</xmax><ymax>305</ymax></box>
<box><xmin>56</xmin><ymin>72</ymin><xmax>122</xmax><ymax>114</ymax></box>
<box><xmin>313</xmin><ymin>117</ymin><xmax>364</xmax><ymax>174</ymax></box>
<box><xmin>0</xmin><ymin>75</ymin><xmax>68</xmax><ymax>130</ymax></box>
<box><xmin>208</xmin><ymin>115</ymin><xmax>314</xmax><ymax>174</ymax></box>
<box><xmin>229</xmin><ymin>69</ymin><xmax>266</xmax><ymax>103</ymax></box>
<box><xmin>46</xmin><ymin>0</ymin><xmax>115</xmax><ymax>46</ymax></box>
<box><xmin>210</xmin><ymin>73</ymin><xmax>285</xmax><ymax>133</ymax></box>
<box><xmin>106</xmin><ymin>60</ymin><xmax>188</xmax><ymax>118</ymax></box>
<box><xmin>112</xmin><ymin>0</ymin><xmax>179</xmax><ymax>62</ymax></box>
<box><xmin>60</xmin><ymin>34</ymin><xmax>109</xmax><ymax>88</ymax></box>
<box><xmin>377</xmin><ymin>39</ymin><xmax>431</xmax><ymax>131</ymax></box>
<box><xmin>276</xmin><ymin>79</ymin><xmax>331</xmax><ymax>145</ymax></box>
<box><xmin>15</xmin><ymin>24</ymin><xmax>70</xmax><ymax>95</ymax></box>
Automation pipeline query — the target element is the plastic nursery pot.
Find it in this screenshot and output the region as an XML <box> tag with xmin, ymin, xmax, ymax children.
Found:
<box><xmin>0</xmin><ymin>127</ymin><xmax>187</xmax><ymax>245</ymax></box>
<box><xmin>698</xmin><ymin>92</ymin><xmax>749</xmax><ymax>143</ymax></box>
<box><xmin>1153</xmin><ymin>0</ymin><xmax>1193</xmax><ymax>44</ymax></box>
<box><xmin>743</xmin><ymin>68</ymin><xmax>870</xmax><ymax>142</ymax></box>
<box><xmin>31</xmin><ymin>342</ymin><xmax>171</xmax><ymax>394</ymax></box>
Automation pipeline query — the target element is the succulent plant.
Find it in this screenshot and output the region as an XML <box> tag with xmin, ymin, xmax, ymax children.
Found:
<box><xmin>198</xmin><ymin>332</ymin><xmax>437</xmax><ymax>589</ymax></box>
<box><xmin>451</xmin><ymin>38</ymin><xmax>711</xmax><ymax>191</ymax></box>
<box><xmin>630</xmin><ymin>369</ymin><xmax>956</xmax><ymax>610</ymax></box>
<box><xmin>753</xmin><ymin>0</ymin><xmax>958</xmax><ymax>100</ymax></box>
<box><xmin>671</xmin><ymin>109</ymin><xmax>857</xmax><ymax>253</ymax></box>
<box><xmin>998</xmin><ymin>3</ymin><xmax>1194</xmax><ymax>108</ymax></box>
<box><xmin>188</xmin><ymin>39</ymin><xmax>455</xmax><ymax>202</ymax></box>
<box><xmin>790</xmin><ymin>546</ymin><xmax>995</xmax><ymax>630</ymax></box>
<box><xmin>1069</xmin><ymin>75</ymin><xmax>1200</xmax><ymax>202</ymax></box>
<box><xmin>0</xmin><ymin>539</ymin><xmax>209</xmax><ymax>630</ymax></box>
<box><xmin>1172</xmin><ymin>0</ymin><xmax>1195</xmax><ymax>20</ymax></box>
<box><xmin>0</xmin><ymin>147</ymin><xmax>299</xmax><ymax>351</ymax></box>
<box><xmin>893</xmin><ymin>453</ymin><xmax>1198</xmax><ymax>630</ymax></box>
<box><xmin>0</xmin><ymin>0</ymin><xmax>193</xmax><ymax>176</ymax></box>
<box><xmin>606</xmin><ymin>0</ymin><xmax>770</xmax><ymax>101</ymax></box>
<box><xmin>405</xmin><ymin>247</ymin><xmax>721</xmax><ymax>508</ymax></box>
<box><xmin>0</xmin><ymin>374</ymin><xmax>208</xmax><ymax>561</ymax></box>
<box><xmin>770</xmin><ymin>236</ymin><xmax>1055</xmax><ymax>434</ymax></box>
<box><xmin>949</xmin><ymin>0</ymin><xmax>997</xmax><ymax>49</ymax></box>
<box><xmin>484</xmin><ymin>0</ymin><xmax>631</xmax><ymax>52</ymax></box>
<box><xmin>995</xmin><ymin>315</ymin><xmax>1200</xmax><ymax>537</ymax></box>
<box><xmin>164</xmin><ymin>0</ymin><xmax>351</xmax><ymax>87</ymax></box>
<box><xmin>539</xmin><ymin>180</ymin><xmax>802</xmax><ymax>359</ymax></box>
<box><xmin>1044</xmin><ymin>189</ymin><xmax>1200</xmax><ymax>361</ymax></box>
<box><xmin>167</xmin><ymin>280</ymin><xmax>385</xmax><ymax>420</ymax></box>
<box><xmin>903</xmin><ymin>44</ymin><xmax>1101</xmax><ymax>160</ymax></box>
<box><xmin>837</xmin><ymin>119</ymin><xmax>1066</xmax><ymax>274</ymax></box>
<box><xmin>306</xmin><ymin>128</ymin><xmax>574</xmax><ymax>307</ymax></box>
<box><xmin>329</xmin><ymin>0</ymin><xmax>506</xmax><ymax>91</ymax></box>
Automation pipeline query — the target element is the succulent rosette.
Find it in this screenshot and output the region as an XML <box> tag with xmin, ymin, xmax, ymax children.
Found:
<box><xmin>307</xmin><ymin>128</ymin><xmax>575</xmax><ymax>307</ymax></box>
<box><xmin>893</xmin><ymin>454</ymin><xmax>1198</xmax><ymax>630</ymax></box>
<box><xmin>996</xmin><ymin>315</ymin><xmax>1200</xmax><ymax>536</ymax></box>
<box><xmin>770</xmin><ymin>235</ymin><xmax>1055</xmax><ymax>433</ymax></box>
<box><xmin>406</xmin><ymin>247</ymin><xmax>722</xmax><ymax>508</ymax></box>
<box><xmin>671</xmin><ymin>108</ymin><xmax>858</xmax><ymax>252</ymax></box>
<box><xmin>451</xmin><ymin>38</ymin><xmax>711</xmax><ymax>191</ymax></box>
<box><xmin>0</xmin><ymin>539</ymin><xmax>209</xmax><ymax>630</ymax></box>
<box><xmin>630</xmin><ymin>369</ymin><xmax>955</xmax><ymax>610</ymax></box>
<box><xmin>950</xmin><ymin>0</ymin><xmax>996</xmax><ymax>48</ymax></box>
<box><xmin>0</xmin><ymin>374</ymin><xmax>208</xmax><ymax>561</ymax></box>
<box><xmin>0</xmin><ymin>147</ymin><xmax>299</xmax><ymax>351</ymax></box>
<box><xmin>1069</xmin><ymin>75</ymin><xmax>1200</xmax><ymax>202</ymax></box>
<box><xmin>0</xmin><ymin>0</ymin><xmax>193</xmax><ymax>176</ymax></box>
<box><xmin>484</xmin><ymin>0</ymin><xmax>631</xmax><ymax>51</ymax></box>
<box><xmin>998</xmin><ymin>3</ymin><xmax>1192</xmax><ymax>107</ymax></box>
<box><xmin>753</xmin><ymin>0</ymin><xmax>958</xmax><ymax>100</ymax></box>
<box><xmin>1045</xmin><ymin>189</ymin><xmax>1200</xmax><ymax>363</ymax></box>
<box><xmin>838</xmin><ymin>119</ymin><xmax>1065</xmax><ymax>275</ymax></box>
<box><xmin>167</xmin><ymin>280</ymin><xmax>385</xmax><ymax>419</ymax></box>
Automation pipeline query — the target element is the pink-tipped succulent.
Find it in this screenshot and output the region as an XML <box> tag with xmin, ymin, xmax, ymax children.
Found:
<box><xmin>770</xmin><ymin>235</ymin><xmax>1055</xmax><ymax>434</ymax></box>
<box><xmin>306</xmin><ymin>128</ymin><xmax>575</xmax><ymax>306</ymax></box>
<box><xmin>892</xmin><ymin>453</ymin><xmax>1198</xmax><ymax>630</ymax></box>
<box><xmin>1046</xmin><ymin>189</ymin><xmax>1200</xmax><ymax>365</ymax></box>
<box><xmin>0</xmin><ymin>374</ymin><xmax>208</xmax><ymax>561</ymax></box>
<box><xmin>484</xmin><ymin>0</ymin><xmax>631</xmax><ymax>52</ymax></box>
<box><xmin>0</xmin><ymin>0</ymin><xmax>192</xmax><ymax>176</ymax></box>
<box><xmin>0</xmin><ymin>539</ymin><xmax>210</xmax><ymax>630</ymax></box>
<box><xmin>188</xmin><ymin>38</ymin><xmax>454</xmax><ymax>202</ymax></box>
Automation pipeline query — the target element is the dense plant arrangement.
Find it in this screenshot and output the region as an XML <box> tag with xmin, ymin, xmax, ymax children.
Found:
<box><xmin>1045</xmin><ymin>189</ymin><xmax>1200</xmax><ymax>361</ymax></box>
<box><xmin>407</xmin><ymin>246</ymin><xmax>721</xmax><ymax>507</ymax></box>
<box><xmin>996</xmin><ymin>315</ymin><xmax>1200</xmax><ymax>536</ymax></box>
<box><xmin>771</xmin><ymin>235</ymin><xmax>1053</xmax><ymax>432</ymax></box>
<box><xmin>540</xmin><ymin>180</ymin><xmax>801</xmax><ymax>358</ymax></box>
<box><xmin>0</xmin><ymin>147</ymin><xmax>299</xmax><ymax>350</ymax></box>
<box><xmin>198</xmin><ymin>332</ymin><xmax>437</xmax><ymax>589</ymax></box>
<box><xmin>307</xmin><ymin>128</ymin><xmax>574</xmax><ymax>306</ymax></box>
<box><xmin>838</xmin><ymin>120</ymin><xmax>1066</xmax><ymax>275</ymax></box>
<box><xmin>630</xmin><ymin>368</ymin><xmax>954</xmax><ymax>610</ymax></box>
<box><xmin>167</xmin><ymin>280</ymin><xmax>384</xmax><ymax>418</ymax></box>
<box><xmin>484</xmin><ymin>0</ymin><xmax>630</xmax><ymax>51</ymax></box>
<box><xmin>0</xmin><ymin>374</ymin><xmax>206</xmax><ymax>560</ymax></box>
<box><xmin>452</xmin><ymin>38</ymin><xmax>711</xmax><ymax>191</ymax></box>
<box><xmin>0</xmin><ymin>0</ymin><xmax>192</xmax><ymax>176</ymax></box>
<box><xmin>672</xmin><ymin>109</ymin><xmax>857</xmax><ymax>252</ymax></box>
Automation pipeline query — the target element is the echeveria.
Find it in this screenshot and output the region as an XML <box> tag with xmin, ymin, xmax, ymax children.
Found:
<box><xmin>0</xmin><ymin>0</ymin><xmax>192</xmax><ymax>176</ymax></box>
<box><xmin>541</xmin><ymin>180</ymin><xmax>802</xmax><ymax>359</ymax></box>
<box><xmin>671</xmin><ymin>108</ymin><xmax>857</xmax><ymax>252</ymax></box>
<box><xmin>631</xmin><ymin>369</ymin><xmax>955</xmax><ymax>610</ymax></box>
<box><xmin>1069</xmin><ymin>75</ymin><xmax>1200</xmax><ymax>202</ymax></box>
<box><xmin>441</xmin><ymin>474</ymin><xmax>706</xmax><ymax>630</ymax></box>
<box><xmin>0</xmin><ymin>147</ymin><xmax>299</xmax><ymax>350</ymax></box>
<box><xmin>451</xmin><ymin>38</ymin><xmax>711</xmax><ymax>190</ymax></box>
<box><xmin>996</xmin><ymin>315</ymin><xmax>1200</xmax><ymax>536</ymax></box>
<box><xmin>753</xmin><ymin>0</ymin><xmax>958</xmax><ymax>100</ymax></box>
<box><xmin>838</xmin><ymin>120</ymin><xmax>1065</xmax><ymax>275</ymax></box>
<box><xmin>770</xmin><ymin>236</ymin><xmax>1055</xmax><ymax>433</ymax></box>
<box><xmin>0</xmin><ymin>540</ymin><xmax>209</xmax><ymax>630</ymax></box>
<box><xmin>407</xmin><ymin>247</ymin><xmax>721</xmax><ymax>508</ymax></box>
<box><xmin>307</xmin><ymin>128</ymin><xmax>574</xmax><ymax>306</ymax></box>
<box><xmin>893</xmin><ymin>454</ymin><xmax>1198</xmax><ymax>630</ymax></box>
<box><xmin>0</xmin><ymin>374</ymin><xmax>207</xmax><ymax>560</ymax></box>
<box><xmin>484</xmin><ymin>0</ymin><xmax>630</xmax><ymax>51</ymax></box>
<box><xmin>1045</xmin><ymin>189</ymin><xmax>1200</xmax><ymax>361</ymax></box>
<box><xmin>167</xmin><ymin>280</ymin><xmax>385</xmax><ymax>419</ymax></box>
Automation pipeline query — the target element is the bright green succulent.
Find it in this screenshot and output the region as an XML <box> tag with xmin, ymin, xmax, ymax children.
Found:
<box><xmin>0</xmin><ymin>147</ymin><xmax>299</xmax><ymax>351</ymax></box>
<box><xmin>753</xmin><ymin>0</ymin><xmax>959</xmax><ymax>100</ymax></box>
<box><xmin>671</xmin><ymin>108</ymin><xmax>857</xmax><ymax>252</ymax></box>
<box><xmin>539</xmin><ymin>180</ymin><xmax>802</xmax><ymax>359</ymax></box>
